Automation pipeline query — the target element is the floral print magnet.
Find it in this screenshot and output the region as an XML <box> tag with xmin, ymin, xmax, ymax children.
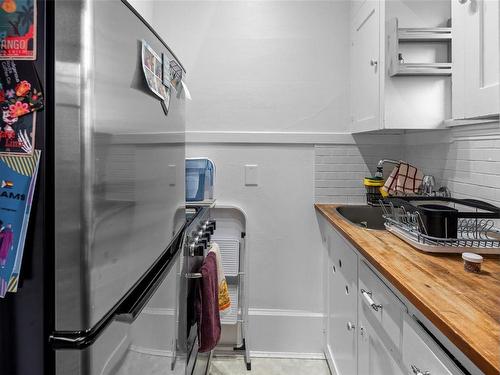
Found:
<box><xmin>0</xmin><ymin>60</ymin><xmax>43</xmax><ymax>119</ymax></box>
<box><xmin>0</xmin><ymin>60</ymin><xmax>42</xmax><ymax>155</ymax></box>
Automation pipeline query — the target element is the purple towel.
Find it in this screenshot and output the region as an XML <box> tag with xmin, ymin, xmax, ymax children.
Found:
<box><xmin>195</xmin><ymin>252</ymin><xmax>221</xmax><ymax>352</ymax></box>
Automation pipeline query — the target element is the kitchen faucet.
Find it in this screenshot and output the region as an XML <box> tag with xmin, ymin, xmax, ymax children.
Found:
<box><xmin>374</xmin><ymin>159</ymin><xmax>400</xmax><ymax>178</ymax></box>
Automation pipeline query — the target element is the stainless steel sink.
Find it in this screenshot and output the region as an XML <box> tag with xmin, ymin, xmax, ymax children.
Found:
<box><xmin>335</xmin><ymin>205</ymin><xmax>386</xmax><ymax>230</ymax></box>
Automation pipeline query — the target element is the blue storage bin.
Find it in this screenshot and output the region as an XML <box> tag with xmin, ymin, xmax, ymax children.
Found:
<box><xmin>186</xmin><ymin>158</ymin><xmax>215</xmax><ymax>202</ymax></box>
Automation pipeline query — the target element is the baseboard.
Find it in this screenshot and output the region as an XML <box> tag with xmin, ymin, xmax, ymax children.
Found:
<box><xmin>248</xmin><ymin>308</ymin><xmax>325</xmax><ymax>318</ymax></box>
<box><xmin>246</xmin><ymin>308</ymin><xmax>324</xmax><ymax>355</ymax></box>
<box><xmin>249</xmin><ymin>351</ymin><xmax>325</xmax><ymax>360</ymax></box>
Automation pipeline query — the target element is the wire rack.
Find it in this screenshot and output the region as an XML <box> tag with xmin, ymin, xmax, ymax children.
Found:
<box><xmin>381</xmin><ymin>202</ymin><xmax>500</xmax><ymax>254</ymax></box>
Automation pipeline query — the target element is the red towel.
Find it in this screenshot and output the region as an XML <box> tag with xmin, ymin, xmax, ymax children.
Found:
<box><xmin>195</xmin><ymin>252</ymin><xmax>221</xmax><ymax>352</ymax></box>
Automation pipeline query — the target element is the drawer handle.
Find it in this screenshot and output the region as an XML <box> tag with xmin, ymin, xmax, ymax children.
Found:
<box><xmin>361</xmin><ymin>289</ymin><xmax>383</xmax><ymax>311</ymax></box>
<box><xmin>411</xmin><ymin>364</ymin><xmax>430</xmax><ymax>375</ymax></box>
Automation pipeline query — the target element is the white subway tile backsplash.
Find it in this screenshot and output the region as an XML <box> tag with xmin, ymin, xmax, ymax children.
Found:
<box><xmin>315</xmin><ymin>171</ymin><xmax>367</xmax><ymax>180</ymax></box>
<box><xmin>315</xmin><ymin>163</ymin><xmax>370</xmax><ymax>172</ymax></box>
<box><xmin>405</xmin><ymin>123</ymin><xmax>500</xmax><ymax>206</ymax></box>
<box><xmin>315</xmin><ymin>124</ymin><xmax>500</xmax><ymax>206</ymax></box>
<box><xmin>314</xmin><ymin>143</ymin><xmax>403</xmax><ymax>204</ymax></box>
<box><xmin>315</xmin><ymin>155</ymin><xmax>367</xmax><ymax>164</ymax></box>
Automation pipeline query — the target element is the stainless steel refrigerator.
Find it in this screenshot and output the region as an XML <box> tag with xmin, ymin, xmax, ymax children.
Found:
<box><xmin>0</xmin><ymin>1</ymin><xmax>192</xmax><ymax>374</ymax></box>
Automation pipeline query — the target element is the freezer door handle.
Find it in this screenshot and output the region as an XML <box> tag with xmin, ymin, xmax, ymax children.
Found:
<box><xmin>50</xmin><ymin>226</ymin><xmax>185</xmax><ymax>350</ymax></box>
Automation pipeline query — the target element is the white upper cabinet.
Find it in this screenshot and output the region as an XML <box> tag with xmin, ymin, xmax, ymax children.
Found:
<box><xmin>452</xmin><ymin>0</ymin><xmax>499</xmax><ymax>119</ymax></box>
<box><xmin>351</xmin><ymin>0</ymin><xmax>383</xmax><ymax>132</ymax></box>
<box><xmin>351</xmin><ymin>0</ymin><xmax>453</xmax><ymax>133</ymax></box>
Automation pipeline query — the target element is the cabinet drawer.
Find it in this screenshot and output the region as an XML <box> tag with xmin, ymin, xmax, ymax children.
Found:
<box><xmin>359</xmin><ymin>261</ymin><xmax>407</xmax><ymax>357</ymax></box>
<box><xmin>403</xmin><ymin>315</ymin><xmax>464</xmax><ymax>375</ymax></box>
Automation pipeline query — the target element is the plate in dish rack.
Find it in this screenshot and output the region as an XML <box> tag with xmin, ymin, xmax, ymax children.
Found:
<box><xmin>385</xmin><ymin>223</ymin><xmax>500</xmax><ymax>255</ymax></box>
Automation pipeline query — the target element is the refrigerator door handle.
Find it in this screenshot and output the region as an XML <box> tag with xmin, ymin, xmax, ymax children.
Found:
<box><xmin>114</xmin><ymin>244</ymin><xmax>181</xmax><ymax>324</ymax></box>
<box><xmin>50</xmin><ymin>226</ymin><xmax>185</xmax><ymax>350</ymax></box>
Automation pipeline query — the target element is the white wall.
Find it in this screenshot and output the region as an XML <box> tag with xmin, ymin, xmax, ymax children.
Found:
<box><xmin>152</xmin><ymin>0</ymin><xmax>351</xmax><ymax>134</ymax></box>
<box><xmin>188</xmin><ymin>143</ymin><xmax>325</xmax><ymax>355</ymax></box>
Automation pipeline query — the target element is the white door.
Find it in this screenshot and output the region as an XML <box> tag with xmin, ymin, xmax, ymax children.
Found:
<box><xmin>351</xmin><ymin>0</ymin><xmax>382</xmax><ymax>132</ymax></box>
<box><xmin>453</xmin><ymin>0</ymin><xmax>499</xmax><ymax>118</ymax></box>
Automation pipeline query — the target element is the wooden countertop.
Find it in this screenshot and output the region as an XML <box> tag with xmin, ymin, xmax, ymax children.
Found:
<box><xmin>315</xmin><ymin>204</ymin><xmax>500</xmax><ymax>375</ymax></box>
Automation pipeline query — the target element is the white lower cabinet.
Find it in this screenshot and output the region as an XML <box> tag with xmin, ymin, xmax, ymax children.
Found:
<box><xmin>358</xmin><ymin>261</ymin><xmax>406</xmax><ymax>375</ymax></box>
<box><xmin>402</xmin><ymin>315</ymin><xmax>464</xmax><ymax>375</ymax></box>
<box><xmin>326</xmin><ymin>227</ymin><xmax>358</xmax><ymax>375</ymax></box>
<box><xmin>359</xmin><ymin>261</ymin><xmax>406</xmax><ymax>358</ymax></box>
<box><xmin>319</xmin><ymin>224</ymin><xmax>467</xmax><ymax>375</ymax></box>
<box><xmin>358</xmin><ymin>316</ymin><xmax>404</xmax><ymax>375</ymax></box>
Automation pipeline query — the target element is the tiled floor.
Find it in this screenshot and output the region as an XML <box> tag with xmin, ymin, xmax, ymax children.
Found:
<box><xmin>209</xmin><ymin>357</ymin><xmax>331</xmax><ymax>375</ymax></box>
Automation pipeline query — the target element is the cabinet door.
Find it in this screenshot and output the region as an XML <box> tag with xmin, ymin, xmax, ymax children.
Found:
<box><xmin>351</xmin><ymin>0</ymin><xmax>382</xmax><ymax>132</ymax></box>
<box><xmin>358</xmin><ymin>316</ymin><xmax>405</xmax><ymax>375</ymax></box>
<box><xmin>326</xmin><ymin>229</ymin><xmax>358</xmax><ymax>375</ymax></box>
<box><xmin>453</xmin><ymin>0</ymin><xmax>499</xmax><ymax>118</ymax></box>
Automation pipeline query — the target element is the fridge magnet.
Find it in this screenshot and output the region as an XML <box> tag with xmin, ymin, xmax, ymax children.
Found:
<box><xmin>168</xmin><ymin>59</ymin><xmax>183</xmax><ymax>92</ymax></box>
<box><xmin>161</xmin><ymin>53</ymin><xmax>170</xmax><ymax>87</ymax></box>
<box><xmin>7</xmin><ymin>149</ymin><xmax>39</xmax><ymax>293</ymax></box>
<box><xmin>0</xmin><ymin>149</ymin><xmax>40</xmax><ymax>297</ymax></box>
<box><xmin>0</xmin><ymin>0</ymin><xmax>36</xmax><ymax>60</ymax></box>
<box><xmin>0</xmin><ymin>111</ymin><xmax>35</xmax><ymax>155</ymax></box>
<box><xmin>181</xmin><ymin>81</ymin><xmax>192</xmax><ymax>101</ymax></box>
<box><xmin>141</xmin><ymin>39</ymin><xmax>165</xmax><ymax>100</ymax></box>
<box><xmin>157</xmin><ymin>82</ymin><xmax>170</xmax><ymax>103</ymax></box>
<box><xmin>0</xmin><ymin>60</ymin><xmax>44</xmax><ymax>120</ymax></box>
<box><xmin>159</xmin><ymin>84</ymin><xmax>171</xmax><ymax>115</ymax></box>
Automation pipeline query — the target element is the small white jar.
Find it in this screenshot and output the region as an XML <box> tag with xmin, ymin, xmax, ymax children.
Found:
<box><xmin>462</xmin><ymin>252</ymin><xmax>483</xmax><ymax>273</ymax></box>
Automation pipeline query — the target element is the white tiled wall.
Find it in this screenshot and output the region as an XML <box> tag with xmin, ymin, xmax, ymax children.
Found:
<box><xmin>314</xmin><ymin>142</ymin><xmax>403</xmax><ymax>204</ymax></box>
<box><xmin>405</xmin><ymin>125</ymin><xmax>500</xmax><ymax>206</ymax></box>
<box><xmin>315</xmin><ymin>124</ymin><xmax>500</xmax><ymax>206</ymax></box>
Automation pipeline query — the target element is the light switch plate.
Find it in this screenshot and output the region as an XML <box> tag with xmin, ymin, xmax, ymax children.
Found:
<box><xmin>167</xmin><ymin>164</ymin><xmax>176</xmax><ymax>186</ymax></box>
<box><xmin>245</xmin><ymin>164</ymin><xmax>259</xmax><ymax>186</ymax></box>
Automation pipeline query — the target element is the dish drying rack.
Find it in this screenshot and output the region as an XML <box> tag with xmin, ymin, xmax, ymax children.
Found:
<box><xmin>381</xmin><ymin>200</ymin><xmax>500</xmax><ymax>254</ymax></box>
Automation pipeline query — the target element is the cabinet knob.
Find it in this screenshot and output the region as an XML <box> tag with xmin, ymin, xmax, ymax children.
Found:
<box><xmin>370</xmin><ymin>59</ymin><xmax>378</xmax><ymax>66</ymax></box>
<box><xmin>411</xmin><ymin>365</ymin><xmax>430</xmax><ymax>375</ymax></box>
<box><xmin>347</xmin><ymin>321</ymin><xmax>356</xmax><ymax>331</ymax></box>
<box><xmin>458</xmin><ymin>0</ymin><xmax>468</xmax><ymax>3</ymax></box>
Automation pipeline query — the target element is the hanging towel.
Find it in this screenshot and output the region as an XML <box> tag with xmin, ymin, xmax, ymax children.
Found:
<box><xmin>382</xmin><ymin>161</ymin><xmax>423</xmax><ymax>196</ymax></box>
<box><xmin>209</xmin><ymin>242</ymin><xmax>231</xmax><ymax>314</ymax></box>
<box><xmin>195</xmin><ymin>252</ymin><xmax>221</xmax><ymax>353</ymax></box>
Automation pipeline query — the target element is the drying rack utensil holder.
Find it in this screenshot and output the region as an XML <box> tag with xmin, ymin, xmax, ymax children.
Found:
<box><xmin>188</xmin><ymin>205</ymin><xmax>251</xmax><ymax>373</ymax></box>
<box><xmin>382</xmin><ymin>197</ymin><xmax>500</xmax><ymax>254</ymax></box>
